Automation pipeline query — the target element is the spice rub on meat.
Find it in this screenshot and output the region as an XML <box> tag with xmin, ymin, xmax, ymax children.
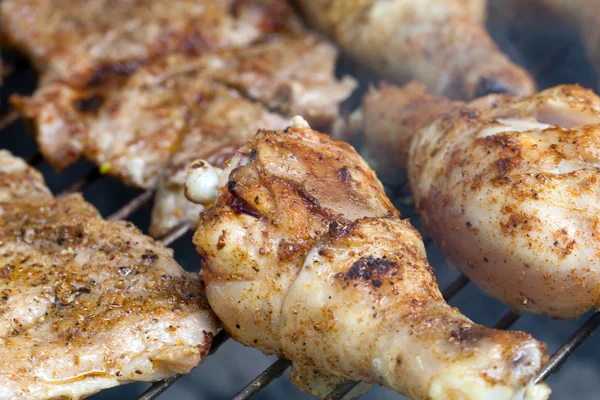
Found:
<box><xmin>0</xmin><ymin>0</ymin><xmax>300</xmax><ymax>86</ymax></box>
<box><xmin>0</xmin><ymin>150</ymin><xmax>218</xmax><ymax>399</ymax></box>
<box><xmin>11</xmin><ymin>34</ymin><xmax>356</xmax><ymax>237</ymax></box>
<box><xmin>185</xmin><ymin>117</ymin><xmax>550</xmax><ymax>400</ymax></box>
<box><xmin>346</xmin><ymin>82</ymin><xmax>600</xmax><ymax>318</ymax></box>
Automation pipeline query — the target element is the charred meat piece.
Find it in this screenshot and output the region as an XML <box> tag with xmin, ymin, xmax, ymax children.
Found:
<box><xmin>0</xmin><ymin>0</ymin><xmax>300</xmax><ymax>86</ymax></box>
<box><xmin>296</xmin><ymin>0</ymin><xmax>535</xmax><ymax>99</ymax></box>
<box><xmin>348</xmin><ymin>82</ymin><xmax>600</xmax><ymax>318</ymax></box>
<box><xmin>0</xmin><ymin>150</ymin><xmax>218</xmax><ymax>399</ymax></box>
<box><xmin>185</xmin><ymin>117</ymin><xmax>550</xmax><ymax>400</ymax></box>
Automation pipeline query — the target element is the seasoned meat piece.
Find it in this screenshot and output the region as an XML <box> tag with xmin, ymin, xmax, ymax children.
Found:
<box><xmin>296</xmin><ymin>0</ymin><xmax>535</xmax><ymax>99</ymax></box>
<box><xmin>0</xmin><ymin>150</ymin><xmax>218</xmax><ymax>399</ymax></box>
<box><xmin>349</xmin><ymin>82</ymin><xmax>600</xmax><ymax>318</ymax></box>
<box><xmin>11</xmin><ymin>34</ymin><xmax>356</xmax><ymax>235</ymax></box>
<box><xmin>185</xmin><ymin>117</ymin><xmax>550</xmax><ymax>400</ymax></box>
<box><xmin>0</xmin><ymin>0</ymin><xmax>300</xmax><ymax>86</ymax></box>
<box><xmin>149</xmin><ymin>86</ymin><xmax>288</xmax><ymax>237</ymax></box>
<box><xmin>212</xmin><ymin>34</ymin><xmax>357</xmax><ymax>128</ymax></box>
<box><xmin>11</xmin><ymin>35</ymin><xmax>355</xmax><ymax>187</ymax></box>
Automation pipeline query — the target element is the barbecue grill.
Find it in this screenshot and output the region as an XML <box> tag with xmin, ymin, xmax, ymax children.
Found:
<box><xmin>2</xmin><ymin>18</ymin><xmax>600</xmax><ymax>399</ymax></box>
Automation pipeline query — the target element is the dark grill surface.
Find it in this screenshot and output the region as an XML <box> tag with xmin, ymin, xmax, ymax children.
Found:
<box><xmin>2</xmin><ymin>18</ymin><xmax>600</xmax><ymax>400</ymax></box>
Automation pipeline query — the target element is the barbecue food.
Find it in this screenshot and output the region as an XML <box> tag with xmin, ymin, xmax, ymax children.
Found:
<box><xmin>150</xmin><ymin>86</ymin><xmax>288</xmax><ymax>237</ymax></box>
<box><xmin>11</xmin><ymin>34</ymin><xmax>356</xmax><ymax>236</ymax></box>
<box><xmin>296</xmin><ymin>0</ymin><xmax>535</xmax><ymax>99</ymax></box>
<box><xmin>346</xmin><ymin>82</ymin><xmax>600</xmax><ymax>318</ymax></box>
<box><xmin>0</xmin><ymin>0</ymin><xmax>300</xmax><ymax>86</ymax></box>
<box><xmin>0</xmin><ymin>150</ymin><xmax>218</xmax><ymax>399</ymax></box>
<box><xmin>186</xmin><ymin>117</ymin><xmax>551</xmax><ymax>400</ymax></box>
<box><xmin>335</xmin><ymin>82</ymin><xmax>461</xmax><ymax>173</ymax></box>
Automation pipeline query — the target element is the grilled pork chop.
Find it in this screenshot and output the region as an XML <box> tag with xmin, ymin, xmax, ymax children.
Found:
<box><xmin>186</xmin><ymin>117</ymin><xmax>550</xmax><ymax>400</ymax></box>
<box><xmin>0</xmin><ymin>150</ymin><xmax>218</xmax><ymax>399</ymax></box>
<box><xmin>12</xmin><ymin>34</ymin><xmax>356</xmax><ymax>236</ymax></box>
<box><xmin>0</xmin><ymin>0</ymin><xmax>300</xmax><ymax>86</ymax></box>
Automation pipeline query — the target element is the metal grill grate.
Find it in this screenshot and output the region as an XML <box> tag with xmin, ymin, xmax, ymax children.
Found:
<box><xmin>1</xmin><ymin>57</ymin><xmax>600</xmax><ymax>400</ymax></box>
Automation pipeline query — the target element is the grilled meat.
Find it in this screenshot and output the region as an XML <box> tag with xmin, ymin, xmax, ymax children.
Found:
<box><xmin>12</xmin><ymin>34</ymin><xmax>356</xmax><ymax>235</ymax></box>
<box><xmin>186</xmin><ymin>117</ymin><xmax>551</xmax><ymax>400</ymax></box>
<box><xmin>335</xmin><ymin>82</ymin><xmax>460</xmax><ymax>173</ymax></box>
<box><xmin>0</xmin><ymin>150</ymin><xmax>218</xmax><ymax>399</ymax></box>
<box><xmin>348</xmin><ymin>82</ymin><xmax>600</xmax><ymax>318</ymax></box>
<box><xmin>211</xmin><ymin>35</ymin><xmax>357</xmax><ymax>128</ymax></box>
<box><xmin>296</xmin><ymin>0</ymin><xmax>535</xmax><ymax>99</ymax></box>
<box><xmin>150</xmin><ymin>86</ymin><xmax>288</xmax><ymax>237</ymax></box>
<box><xmin>0</xmin><ymin>0</ymin><xmax>300</xmax><ymax>86</ymax></box>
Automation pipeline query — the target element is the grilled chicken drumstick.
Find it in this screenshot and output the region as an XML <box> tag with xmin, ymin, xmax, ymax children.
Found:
<box><xmin>295</xmin><ymin>0</ymin><xmax>535</xmax><ymax>99</ymax></box>
<box><xmin>345</xmin><ymin>82</ymin><xmax>600</xmax><ymax>318</ymax></box>
<box><xmin>185</xmin><ymin>117</ymin><xmax>550</xmax><ymax>400</ymax></box>
<box><xmin>0</xmin><ymin>150</ymin><xmax>218</xmax><ymax>399</ymax></box>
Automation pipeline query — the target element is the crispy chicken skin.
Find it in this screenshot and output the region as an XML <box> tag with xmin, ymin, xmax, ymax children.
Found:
<box><xmin>0</xmin><ymin>0</ymin><xmax>299</xmax><ymax>86</ymax></box>
<box><xmin>11</xmin><ymin>34</ymin><xmax>356</xmax><ymax>236</ymax></box>
<box><xmin>187</xmin><ymin>118</ymin><xmax>550</xmax><ymax>400</ymax></box>
<box><xmin>0</xmin><ymin>150</ymin><xmax>218</xmax><ymax>399</ymax></box>
<box><xmin>296</xmin><ymin>0</ymin><xmax>535</xmax><ymax>99</ymax></box>
<box><xmin>351</xmin><ymin>82</ymin><xmax>600</xmax><ymax>318</ymax></box>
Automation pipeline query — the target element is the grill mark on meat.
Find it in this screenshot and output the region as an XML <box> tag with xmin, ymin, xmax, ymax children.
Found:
<box><xmin>336</xmin><ymin>256</ymin><xmax>398</xmax><ymax>288</ymax></box>
<box><xmin>226</xmin><ymin>181</ymin><xmax>261</xmax><ymax>218</ymax></box>
<box><xmin>87</xmin><ymin>61</ymin><xmax>143</xmax><ymax>87</ymax></box>
<box><xmin>73</xmin><ymin>94</ymin><xmax>105</xmax><ymax>113</ymax></box>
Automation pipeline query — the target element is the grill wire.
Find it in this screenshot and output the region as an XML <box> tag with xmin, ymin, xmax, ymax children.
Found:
<box><xmin>1</xmin><ymin>48</ymin><xmax>600</xmax><ymax>400</ymax></box>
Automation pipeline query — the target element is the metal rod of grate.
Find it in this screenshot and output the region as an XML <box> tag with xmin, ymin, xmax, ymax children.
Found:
<box><xmin>107</xmin><ymin>190</ymin><xmax>154</xmax><ymax>221</ymax></box>
<box><xmin>0</xmin><ymin>109</ymin><xmax>19</xmax><ymax>132</ymax></box>
<box><xmin>232</xmin><ymin>359</ymin><xmax>292</xmax><ymax>400</ymax></box>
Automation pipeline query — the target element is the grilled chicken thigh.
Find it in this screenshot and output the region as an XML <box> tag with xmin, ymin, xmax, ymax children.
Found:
<box><xmin>186</xmin><ymin>117</ymin><xmax>550</xmax><ymax>400</ymax></box>
<box><xmin>11</xmin><ymin>34</ymin><xmax>356</xmax><ymax>236</ymax></box>
<box><xmin>0</xmin><ymin>150</ymin><xmax>218</xmax><ymax>399</ymax></box>
<box><xmin>0</xmin><ymin>0</ymin><xmax>299</xmax><ymax>86</ymax></box>
<box><xmin>349</xmin><ymin>82</ymin><xmax>600</xmax><ymax>318</ymax></box>
<box><xmin>296</xmin><ymin>0</ymin><xmax>535</xmax><ymax>99</ymax></box>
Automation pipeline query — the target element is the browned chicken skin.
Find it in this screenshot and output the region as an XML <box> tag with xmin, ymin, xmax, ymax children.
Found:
<box><xmin>186</xmin><ymin>118</ymin><xmax>550</xmax><ymax>400</ymax></box>
<box><xmin>296</xmin><ymin>0</ymin><xmax>535</xmax><ymax>99</ymax></box>
<box><xmin>348</xmin><ymin>82</ymin><xmax>600</xmax><ymax>318</ymax></box>
<box><xmin>0</xmin><ymin>150</ymin><xmax>218</xmax><ymax>399</ymax></box>
<box><xmin>10</xmin><ymin>34</ymin><xmax>356</xmax><ymax>237</ymax></box>
<box><xmin>0</xmin><ymin>0</ymin><xmax>300</xmax><ymax>86</ymax></box>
